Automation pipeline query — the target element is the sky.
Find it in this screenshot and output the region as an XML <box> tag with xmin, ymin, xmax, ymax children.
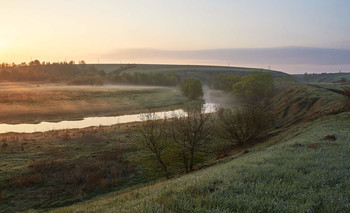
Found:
<box><xmin>0</xmin><ymin>0</ymin><xmax>349</xmax><ymax>73</ymax></box>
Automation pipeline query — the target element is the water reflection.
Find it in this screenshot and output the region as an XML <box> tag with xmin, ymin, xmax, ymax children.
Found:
<box><xmin>0</xmin><ymin>103</ymin><xmax>218</xmax><ymax>134</ymax></box>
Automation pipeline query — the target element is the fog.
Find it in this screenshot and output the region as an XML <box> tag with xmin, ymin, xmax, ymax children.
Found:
<box><xmin>203</xmin><ymin>86</ymin><xmax>235</xmax><ymax>108</ymax></box>
<box><xmin>103</xmin><ymin>47</ymin><xmax>350</xmax><ymax>73</ymax></box>
<box><xmin>0</xmin><ymin>82</ymin><xmax>166</xmax><ymax>91</ymax></box>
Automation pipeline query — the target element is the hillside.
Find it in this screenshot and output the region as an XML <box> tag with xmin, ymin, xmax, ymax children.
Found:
<box><xmin>270</xmin><ymin>83</ymin><xmax>345</xmax><ymax>128</ymax></box>
<box><xmin>52</xmin><ymin>112</ymin><xmax>350</xmax><ymax>212</ymax></box>
<box><xmin>293</xmin><ymin>72</ymin><xmax>350</xmax><ymax>83</ymax></box>
<box><xmin>92</xmin><ymin>64</ymin><xmax>288</xmax><ymax>81</ymax></box>
<box><xmin>51</xmin><ymin>84</ymin><xmax>350</xmax><ymax>212</ymax></box>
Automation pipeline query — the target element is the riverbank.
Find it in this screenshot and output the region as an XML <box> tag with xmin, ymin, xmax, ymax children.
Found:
<box><xmin>0</xmin><ymin>82</ymin><xmax>189</xmax><ymax>124</ymax></box>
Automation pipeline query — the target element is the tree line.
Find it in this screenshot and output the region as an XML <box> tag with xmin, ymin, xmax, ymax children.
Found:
<box><xmin>0</xmin><ymin>60</ymin><xmax>98</xmax><ymax>82</ymax></box>
<box><xmin>209</xmin><ymin>72</ymin><xmax>274</xmax><ymax>103</ymax></box>
<box><xmin>0</xmin><ymin>60</ymin><xmax>180</xmax><ymax>86</ymax></box>
<box><xmin>135</xmin><ymin>103</ymin><xmax>273</xmax><ymax>179</ymax></box>
<box><xmin>109</xmin><ymin>72</ymin><xmax>179</xmax><ymax>86</ymax></box>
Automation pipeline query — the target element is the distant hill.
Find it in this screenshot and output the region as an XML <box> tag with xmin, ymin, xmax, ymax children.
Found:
<box><xmin>293</xmin><ymin>72</ymin><xmax>350</xmax><ymax>83</ymax></box>
<box><xmin>91</xmin><ymin>64</ymin><xmax>288</xmax><ymax>81</ymax></box>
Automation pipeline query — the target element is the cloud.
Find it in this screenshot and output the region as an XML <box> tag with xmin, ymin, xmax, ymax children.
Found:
<box><xmin>104</xmin><ymin>47</ymin><xmax>350</xmax><ymax>66</ymax></box>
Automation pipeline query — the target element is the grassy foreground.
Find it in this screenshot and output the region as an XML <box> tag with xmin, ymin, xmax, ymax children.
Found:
<box><xmin>51</xmin><ymin>111</ymin><xmax>350</xmax><ymax>212</ymax></box>
<box><xmin>0</xmin><ymin>122</ymin><xmax>157</xmax><ymax>212</ymax></box>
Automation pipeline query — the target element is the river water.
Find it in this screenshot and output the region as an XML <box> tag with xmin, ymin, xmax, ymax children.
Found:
<box><xmin>0</xmin><ymin>103</ymin><xmax>218</xmax><ymax>134</ymax></box>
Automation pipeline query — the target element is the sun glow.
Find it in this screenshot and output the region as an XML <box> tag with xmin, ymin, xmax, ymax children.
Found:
<box><xmin>0</xmin><ymin>40</ymin><xmax>7</xmax><ymax>53</ymax></box>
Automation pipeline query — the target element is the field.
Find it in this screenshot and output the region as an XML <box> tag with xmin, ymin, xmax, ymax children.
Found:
<box><xmin>293</xmin><ymin>72</ymin><xmax>350</xmax><ymax>83</ymax></box>
<box><xmin>0</xmin><ymin>66</ymin><xmax>349</xmax><ymax>212</ymax></box>
<box><xmin>0</xmin><ymin>122</ymin><xmax>166</xmax><ymax>212</ymax></box>
<box><xmin>93</xmin><ymin>64</ymin><xmax>288</xmax><ymax>81</ymax></box>
<box><xmin>51</xmin><ymin>109</ymin><xmax>350</xmax><ymax>213</ymax></box>
<box><xmin>0</xmin><ymin>82</ymin><xmax>189</xmax><ymax>124</ymax></box>
<box><xmin>0</xmin><ymin>79</ymin><xmax>348</xmax><ymax>212</ymax></box>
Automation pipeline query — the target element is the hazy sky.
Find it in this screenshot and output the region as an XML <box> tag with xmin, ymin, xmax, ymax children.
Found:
<box><xmin>1</xmin><ymin>0</ymin><xmax>349</xmax><ymax>73</ymax></box>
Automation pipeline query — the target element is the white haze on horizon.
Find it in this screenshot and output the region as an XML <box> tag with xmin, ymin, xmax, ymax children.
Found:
<box><xmin>100</xmin><ymin>47</ymin><xmax>350</xmax><ymax>74</ymax></box>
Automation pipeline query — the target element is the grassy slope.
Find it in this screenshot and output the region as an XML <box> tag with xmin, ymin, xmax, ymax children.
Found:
<box><xmin>0</xmin><ymin>123</ymin><xmax>154</xmax><ymax>212</ymax></box>
<box><xmin>51</xmin><ymin>84</ymin><xmax>350</xmax><ymax>212</ymax></box>
<box><xmin>93</xmin><ymin>64</ymin><xmax>287</xmax><ymax>81</ymax></box>
<box><xmin>270</xmin><ymin>83</ymin><xmax>344</xmax><ymax>128</ymax></box>
<box><xmin>52</xmin><ymin>111</ymin><xmax>350</xmax><ymax>213</ymax></box>
<box><xmin>293</xmin><ymin>73</ymin><xmax>350</xmax><ymax>83</ymax></box>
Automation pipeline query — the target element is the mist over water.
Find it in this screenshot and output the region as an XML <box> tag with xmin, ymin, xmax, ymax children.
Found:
<box><xmin>0</xmin><ymin>94</ymin><xmax>219</xmax><ymax>134</ymax></box>
<box><xmin>203</xmin><ymin>86</ymin><xmax>234</xmax><ymax>108</ymax></box>
<box><xmin>0</xmin><ymin>85</ymin><xmax>229</xmax><ymax>134</ymax></box>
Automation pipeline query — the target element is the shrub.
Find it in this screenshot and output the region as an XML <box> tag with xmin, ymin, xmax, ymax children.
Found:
<box><xmin>232</xmin><ymin>72</ymin><xmax>274</xmax><ymax>103</ymax></box>
<box><xmin>210</xmin><ymin>74</ymin><xmax>241</xmax><ymax>91</ymax></box>
<box><xmin>170</xmin><ymin>105</ymin><xmax>215</xmax><ymax>173</ymax></box>
<box><xmin>1</xmin><ymin>143</ymin><xmax>8</xmax><ymax>149</ymax></box>
<box><xmin>11</xmin><ymin>173</ymin><xmax>42</xmax><ymax>187</ymax></box>
<box><xmin>135</xmin><ymin>113</ymin><xmax>171</xmax><ymax>178</ymax></box>
<box><xmin>180</xmin><ymin>78</ymin><xmax>203</xmax><ymax>100</ymax></box>
<box><xmin>217</xmin><ymin>105</ymin><xmax>273</xmax><ymax>147</ymax></box>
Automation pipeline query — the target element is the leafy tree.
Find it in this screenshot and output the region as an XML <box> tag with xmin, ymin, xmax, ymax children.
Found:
<box><xmin>232</xmin><ymin>72</ymin><xmax>274</xmax><ymax>102</ymax></box>
<box><xmin>211</xmin><ymin>74</ymin><xmax>241</xmax><ymax>91</ymax></box>
<box><xmin>29</xmin><ymin>60</ymin><xmax>41</xmax><ymax>66</ymax></box>
<box><xmin>180</xmin><ymin>78</ymin><xmax>203</xmax><ymax>100</ymax></box>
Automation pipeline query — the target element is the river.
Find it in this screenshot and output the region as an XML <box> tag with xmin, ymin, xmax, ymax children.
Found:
<box><xmin>0</xmin><ymin>103</ymin><xmax>218</xmax><ymax>134</ymax></box>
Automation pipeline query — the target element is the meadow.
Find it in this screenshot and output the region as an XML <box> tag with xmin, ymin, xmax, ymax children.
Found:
<box><xmin>0</xmin><ymin>122</ymin><xmax>158</xmax><ymax>212</ymax></box>
<box><xmin>97</xmin><ymin>63</ymin><xmax>288</xmax><ymax>82</ymax></box>
<box><xmin>0</xmin><ymin>68</ymin><xmax>349</xmax><ymax>212</ymax></box>
<box><xmin>50</xmin><ymin>111</ymin><xmax>350</xmax><ymax>213</ymax></box>
<box><xmin>0</xmin><ymin>82</ymin><xmax>188</xmax><ymax>124</ymax></box>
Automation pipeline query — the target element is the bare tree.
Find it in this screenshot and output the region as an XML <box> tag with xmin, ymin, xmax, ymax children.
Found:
<box><xmin>170</xmin><ymin>105</ymin><xmax>215</xmax><ymax>173</ymax></box>
<box><xmin>217</xmin><ymin>105</ymin><xmax>272</xmax><ymax>147</ymax></box>
<box><xmin>136</xmin><ymin>113</ymin><xmax>170</xmax><ymax>179</ymax></box>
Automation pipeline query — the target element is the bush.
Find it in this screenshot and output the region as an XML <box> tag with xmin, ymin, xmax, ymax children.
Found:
<box><xmin>180</xmin><ymin>78</ymin><xmax>203</xmax><ymax>100</ymax></box>
<box><xmin>170</xmin><ymin>105</ymin><xmax>215</xmax><ymax>173</ymax></box>
<box><xmin>217</xmin><ymin>105</ymin><xmax>273</xmax><ymax>147</ymax></box>
<box><xmin>135</xmin><ymin>113</ymin><xmax>172</xmax><ymax>178</ymax></box>
<box><xmin>11</xmin><ymin>173</ymin><xmax>42</xmax><ymax>187</ymax></box>
<box><xmin>210</xmin><ymin>74</ymin><xmax>241</xmax><ymax>92</ymax></box>
<box><xmin>232</xmin><ymin>72</ymin><xmax>274</xmax><ymax>103</ymax></box>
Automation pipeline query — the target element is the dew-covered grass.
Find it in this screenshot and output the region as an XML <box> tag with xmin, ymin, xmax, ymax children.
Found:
<box><xmin>52</xmin><ymin>112</ymin><xmax>350</xmax><ymax>213</ymax></box>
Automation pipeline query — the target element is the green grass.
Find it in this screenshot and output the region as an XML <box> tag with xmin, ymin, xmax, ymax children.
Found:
<box><xmin>0</xmin><ymin>124</ymin><xmax>154</xmax><ymax>212</ymax></box>
<box><xmin>93</xmin><ymin>64</ymin><xmax>288</xmax><ymax>82</ymax></box>
<box><xmin>51</xmin><ymin>112</ymin><xmax>350</xmax><ymax>213</ymax></box>
<box><xmin>1</xmin><ymin>82</ymin><xmax>348</xmax><ymax>212</ymax></box>
<box><xmin>270</xmin><ymin>83</ymin><xmax>344</xmax><ymax>128</ymax></box>
<box><xmin>293</xmin><ymin>73</ymin><xmax>350</xmax><ymax>83</ymax></box>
